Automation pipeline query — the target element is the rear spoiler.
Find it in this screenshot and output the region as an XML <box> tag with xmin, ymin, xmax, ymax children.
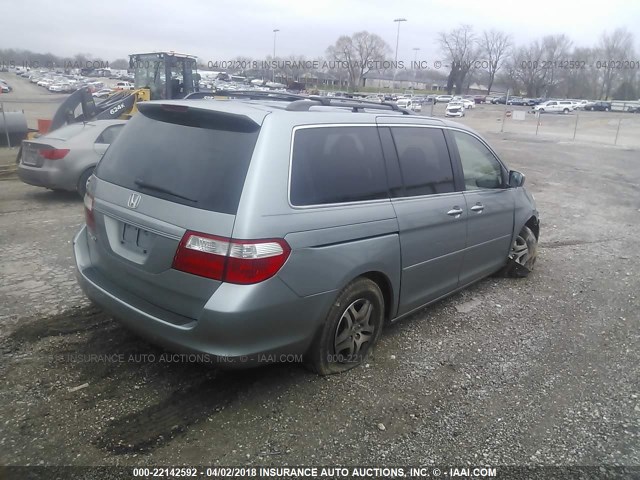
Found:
<box><xmin>137</xmin><ymin>103</ymin><xmax>261</xmax><ymax>132</ymax></box>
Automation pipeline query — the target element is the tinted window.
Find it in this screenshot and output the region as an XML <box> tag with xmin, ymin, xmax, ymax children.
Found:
<box><xmin>290</xmin><ymin>126</ymin><xmax>388</xmax><ymax>206</ymax></box>
<box><xmin>96</xmin><ymin>124</ymin><xmax>124</xmax><ymax>144</ymax></box>
<box><xmin>452</xmin><ymin>131</ymin><xmax>504</xmax><ymax>190</ymax></box>
<box><xmin>96</xmin><ymin>112</ymin><xmax>258</xmax><ymax>215</ymax></box>
<box><xmin>391</xmin><ymin>127</ymin><xmax>454</xmax><ymax>196</ymax></box>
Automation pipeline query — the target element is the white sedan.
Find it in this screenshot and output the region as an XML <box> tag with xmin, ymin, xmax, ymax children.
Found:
<box><xmin>460</xmin><ymin>98</ymin><xmax>475</xmax><ymax>109</ymax></box>
<box><xmin>445</xmin><ymin>101</ymin><xmax>465</xmax><ymax>117</ymax></box>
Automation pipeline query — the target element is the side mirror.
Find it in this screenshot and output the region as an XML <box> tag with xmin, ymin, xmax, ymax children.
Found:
<box><xmin>508</xmin><ymin>170</ymin><xmax>526</xmax><ymax>188</ymax></box>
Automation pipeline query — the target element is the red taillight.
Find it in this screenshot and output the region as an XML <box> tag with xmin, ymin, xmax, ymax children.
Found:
<box><xmin>172</xmin><ymin>231</ymin><xmax>290</xmax><ymax>285</ymax></box>
<box><xmin>38</xmin><ymin>148</ymin><xmax>70</xmax><ymax>160</ymax></box>
<box><xmin>84</xmin><ymin>192</ymin><xmax>96</xmax><ymax>233</ymax></box>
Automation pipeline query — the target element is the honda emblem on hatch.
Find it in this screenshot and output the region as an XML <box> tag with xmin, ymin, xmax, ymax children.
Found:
<box><xmin>127</xmin><ymin>193</ymin><xmax>141</xmax><ymax>209</ymax></box>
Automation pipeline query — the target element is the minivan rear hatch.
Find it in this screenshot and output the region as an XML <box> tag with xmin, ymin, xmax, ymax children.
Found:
<box><xmin>88</xmin><ymin>102</ymin><xmax>264</xmax><ymax>321</ymax></box>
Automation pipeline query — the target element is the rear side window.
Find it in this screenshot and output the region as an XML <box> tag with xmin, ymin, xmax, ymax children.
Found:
<box><xmin>96</xmin><ymin>111</ymin><xmax>258</xmax><ymax>215</ymax></box>
<box><xmin>390</xmin><ymin>127</ymin><xmax>455</xmax><ymax>196</ymax></box>
<box><xmin>290</xmin><ymin>126</ymin><xmax>388</xmax><ymax>206</ymax></box>
<box><xmin>95</xmin><ymin>124</ymin><xmax>124</xmax><ymax>144</ymax></box>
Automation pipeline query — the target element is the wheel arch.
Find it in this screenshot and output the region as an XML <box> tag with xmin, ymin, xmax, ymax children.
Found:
<box><xmin>359</xmin><ymin>271</ymin><xmax>395</xmax><ymax>322</ymax></box>
<box><xmin>525</xmin><ymin>215</ymin><xmax>540</xmax><ymax>240</ymax></box>
<box><xmin>76</xmin><ymin>164</ymin><xmax>97</xmax><ymax>196</ymax></box>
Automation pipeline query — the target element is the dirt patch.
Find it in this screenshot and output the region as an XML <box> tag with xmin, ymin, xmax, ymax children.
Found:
<box><xmin>9</xmin><ymin>305</ymin><xmax>112</xmax><ymax>344</ymax></box>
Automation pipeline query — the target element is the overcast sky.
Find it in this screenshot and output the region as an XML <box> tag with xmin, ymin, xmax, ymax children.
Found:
<box><xmin>2</xmin><ymin>0</ymin><xmax>639</xmax><ymax>64</ymax></box>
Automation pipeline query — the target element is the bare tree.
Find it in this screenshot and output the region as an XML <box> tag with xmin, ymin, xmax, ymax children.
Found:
<box><xmin>479</xmin><ymin>30</ymin><xmax>512</xmax><ymax>94</ymax></box>
<box><xmin>562</xmin><ymin>47</ymin><xmax>599</xmax><ymax>99</ymax></box>
<box><xmin>505</xmin><ymin>41</ymin><xmax>546</xmax><ymax>97</ymax></box>
<box><xmin>541</xmin><ymin>34</ymin><xmax>573</xmax><ymax>97</ymax></box>
<box><xmin>598</xmin><ymin>28</ymin><xmax>635</xmax><ymax>99</ymax></box>
<box><xmin>326</xmin><ymin>31</ymin><xmax>391</xmax><ymax>90</ymax></box>
<box><xmin>438</xmin><ymin>25</ymin><xmax>477</xmax><ymax>94</ymax></box>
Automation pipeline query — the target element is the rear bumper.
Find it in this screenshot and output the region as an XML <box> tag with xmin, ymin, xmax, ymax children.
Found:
<box><xmin>73</xmin><ymin>226</ymin><xmax>335</xmax><ymax>368</ymax></box>
<box><xmin>18</xmin><ymin>163</ymin><xmax>74</xmax><ymax>191</ymax></box>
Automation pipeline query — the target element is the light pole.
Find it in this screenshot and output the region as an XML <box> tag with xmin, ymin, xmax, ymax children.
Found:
<box><xmin>412</xmin><ymin>47</ymin><xmax>420</xmax><ymax>89</ymax></box>
<box><xmin>393</xmin><ymin>18</ymin><xmax>407</xmax><ymax>90</ymax></box>
<box><xmin>272</xmin><ymin>28</ymin><xmax>280</xmax><ymax>82</ymax></box>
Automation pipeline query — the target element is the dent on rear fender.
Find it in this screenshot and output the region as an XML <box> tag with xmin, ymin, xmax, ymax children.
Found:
<box><xmin>278</xmin><ymin>234</ymin><xmax>401</xmax><ymax>301</ymax></box>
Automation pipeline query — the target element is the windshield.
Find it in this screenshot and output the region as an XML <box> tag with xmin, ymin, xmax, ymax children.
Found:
<box><xmin>131</xmin><ymin>53</ymin><xmax>165</xmax><ymax>98</ymax></box>
<box><xmin>131</xmin><ymin>53</ymin><xmax>198</xmax><ymax>99</ymax></box>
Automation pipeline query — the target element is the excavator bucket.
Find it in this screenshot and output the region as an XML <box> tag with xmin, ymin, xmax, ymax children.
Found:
<box><xmin>50</xmin><ymin>88</ymin><xmax>99</xmax><ymax>131</ymax></box>
<box><xmin>49</xmin><ymin>87</ymin><xmax>140</xmax><ymax>131</ymax></box>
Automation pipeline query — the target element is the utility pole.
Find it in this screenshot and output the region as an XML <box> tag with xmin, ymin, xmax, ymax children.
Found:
<box><xmin>412</xmin><ymin>47</ymin><xmax>420</xmax><ymax>89</ymax></box>
<box><xmin>272</xmin><ymin>28</ymin><xmax>280</xmax><ymax>83</ymax></box>
<box><xmin>393</xmin><ymin>18</ymin><xmax>407</xmax><ymax>91</ymax></box>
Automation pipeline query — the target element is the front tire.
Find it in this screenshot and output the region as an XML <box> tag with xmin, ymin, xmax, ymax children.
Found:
<box><xmin>306</xmin><ymin>278</ymin><xmax>384</xmax><ymax>375</ymax></box>
<box><xmin>563</xmin><ymin>108</ymin><xmax>569</xmax><ymax>113</ymax></box>
<box><xmin>504</xmin><ymin>226</ymin><xmax>538</xmax><ymax>277</ymax></box>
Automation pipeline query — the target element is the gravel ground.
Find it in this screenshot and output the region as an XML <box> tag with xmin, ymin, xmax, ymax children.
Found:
<box><xmin>0</xmin><ymin>122</ymin><xmax>639</xmax><ymax>475</ymax></box>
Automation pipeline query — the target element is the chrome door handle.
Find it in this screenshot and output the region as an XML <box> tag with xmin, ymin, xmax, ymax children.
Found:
<box><xmin>447</xmin><ymin>207</ymin><xmax>464</xmax><ymax>217</ymax></box>
<box><xmin>470</xmin><ymin>204</ymin><xmax>484</xmax><ymax>213</ymax></box>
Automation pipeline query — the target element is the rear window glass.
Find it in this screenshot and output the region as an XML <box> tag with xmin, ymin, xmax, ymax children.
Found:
<box><xmin>46</xmin><ymin>123</ymin><xmax>93</xmax><ymax>140</ymax></box>
<box><xmin>290</xmin><ymin>126</ymin><xmax>388</xmax><ymax>206</ymax></box>
<box><xmin>96</xmin><ymin>111</ymin><xmax>258</xmax><ymax>215</ymax></box>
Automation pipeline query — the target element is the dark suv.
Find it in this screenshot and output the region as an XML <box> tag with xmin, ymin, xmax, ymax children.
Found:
<box><xmin>74</xmin><ymin>93</ymin><xmax>540</xmax><ymax>375</ymax></box>
<box><xmin>585</xmin><ymin>101</ymin><xmax>612</xmax><ymax>112</ymax></box>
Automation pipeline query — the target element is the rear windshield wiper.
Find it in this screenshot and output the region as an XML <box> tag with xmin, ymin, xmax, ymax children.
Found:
<box><xmin>134</xmin><ymin>179</ymin><xmax>198</xmax><ymax>203</ymax></box>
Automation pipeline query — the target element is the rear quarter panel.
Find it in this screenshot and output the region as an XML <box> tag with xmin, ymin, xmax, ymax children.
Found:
<box><xmin>231</xmin><ymin>114</ymin><xmax>402</xmax><ymax>315</ymax></box>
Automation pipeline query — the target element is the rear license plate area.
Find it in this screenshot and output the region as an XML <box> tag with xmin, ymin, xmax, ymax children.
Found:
<box><xmin>121</xmin><ymin>223</ymin><xmax>152</xmax><ymax>254</ymax></box>
<box><xmin>22</xmin><ymin>146</ymin><xmax>42</xmax><ymax>167</ymax></box>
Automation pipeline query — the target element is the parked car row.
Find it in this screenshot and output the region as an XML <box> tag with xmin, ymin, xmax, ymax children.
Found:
<box><xmin>486</xmin><ymin>95</ymin><xmax>638</xmax><ymax>113</ymax></box>
<box><xmin>16</xmin><ymin>69</ymin><xmax>105</xmax><ymax>93</ymax></box>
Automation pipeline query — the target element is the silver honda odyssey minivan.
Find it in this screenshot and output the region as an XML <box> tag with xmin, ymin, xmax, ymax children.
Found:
<box><xmin>74</xmin><ymin>93</ymin><xmax>539</xmax><ymax>375</ymax></box>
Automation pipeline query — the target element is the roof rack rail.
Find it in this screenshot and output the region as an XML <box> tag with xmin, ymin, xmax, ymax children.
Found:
<box><xmin>286</xmin><ymin>96</ymin><xmax>414</xmax><ymax>114</ymax></box>
<box><xmin>185</xmin><ymin>90</ymin><xmax>307</xmax><ymax>102</ymax></box>
<box><xmin>184</xmin><ymin>90</ymin><xmax>414</xmax><ymax>115</ymax></box>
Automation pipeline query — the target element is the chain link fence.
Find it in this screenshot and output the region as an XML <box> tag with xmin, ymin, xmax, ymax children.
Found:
<box><xmin>423</xmin><ymin>101</ymin><xmax>640</xmax><ymax>148</ymax></box>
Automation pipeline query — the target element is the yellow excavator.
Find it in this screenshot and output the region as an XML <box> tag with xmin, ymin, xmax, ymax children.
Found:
<box><xmin>50</xmin><ymin>52</ymin><xmax>200</xmax><ymax>131</ymax></box>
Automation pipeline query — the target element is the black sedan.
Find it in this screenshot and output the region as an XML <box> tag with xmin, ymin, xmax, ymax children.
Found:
<box><xmin>584</xmin><ymin>101</ymin><xmax>612</xmax><ymax>112</ymax></box>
